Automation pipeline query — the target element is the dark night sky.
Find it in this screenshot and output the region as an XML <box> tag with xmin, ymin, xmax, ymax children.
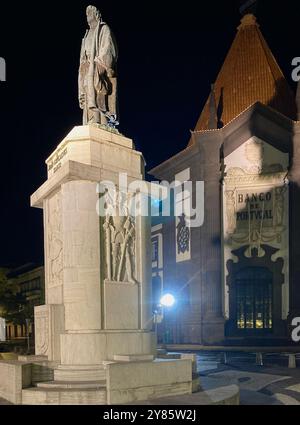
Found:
<box><xmin>0</xmin><ymin>0</ymin><xmax>299</xmax><ymax>266</ymax></box>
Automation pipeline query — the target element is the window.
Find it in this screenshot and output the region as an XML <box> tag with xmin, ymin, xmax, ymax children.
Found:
<box><xmin>152</xmin><ymin>240</ymin><xmax>159</xmax><ymax>263</ymax></box>
<box><xmin>236</xmin><ymin>267</ymin><xmax>273</xmax><ymax>331</ymax></box>
<box><xmin>21</xmin><ymin>278</ymin><xmax>41</xmax><ymax>294</ymax></box>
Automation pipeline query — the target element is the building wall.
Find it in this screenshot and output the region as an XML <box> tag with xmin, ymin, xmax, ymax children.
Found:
<box><xmin>151</xmin><ymin>106</ymin><xmax>299</xmax><ymax>346</ymax></box>
<box><xmin>151</xmin><ymin>144</ymin><xmax>222</xmax><ymax>345</ymax></box>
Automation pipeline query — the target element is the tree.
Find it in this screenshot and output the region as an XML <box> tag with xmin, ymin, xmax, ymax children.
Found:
<box><xmin>0</xmin><ymin>269</ymin><xmax>29</xmax><ymax>325</ymax></box>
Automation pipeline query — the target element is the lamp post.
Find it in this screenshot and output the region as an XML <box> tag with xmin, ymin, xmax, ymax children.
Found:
<box><xmin>154</xmin><ymin>294</ymin><xmax>176</xmax><ymax>345</ymax></box>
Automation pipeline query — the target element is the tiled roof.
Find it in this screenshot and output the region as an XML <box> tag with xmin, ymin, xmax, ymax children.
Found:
<box><xmin>189</xmin><ymin>14</ymin><xmax>297</xmax><ymax>143</ymax></box>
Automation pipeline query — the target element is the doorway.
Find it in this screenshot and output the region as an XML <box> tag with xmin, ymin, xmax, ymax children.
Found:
<box><xmin>236</xmin><ymin>267</ymin><xmax>273</xmax><ymax>333</ymax></box>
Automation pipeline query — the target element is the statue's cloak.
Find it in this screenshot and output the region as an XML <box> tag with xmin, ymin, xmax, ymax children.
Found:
<box><xmin>79</xmin><ymin>22</ymin><xmax>118</xmax><ymax>112</ymax></box>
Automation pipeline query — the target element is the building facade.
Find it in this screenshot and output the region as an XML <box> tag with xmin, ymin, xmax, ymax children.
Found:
<box><xmin>150</xmin><ymin>14</ymin><xmax>300</xmax><ymax>346</ymax></box>
<box><xmin>5</xmin><ymin>264</ymin><xmax>45</xmax><ymax>340</ymax></box>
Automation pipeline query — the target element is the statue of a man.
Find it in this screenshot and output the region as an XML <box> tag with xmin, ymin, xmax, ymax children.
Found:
<box><xmin>79</xmin><ymin>5</ymin><xmax>118</xmax><ymax>126</ymax></box>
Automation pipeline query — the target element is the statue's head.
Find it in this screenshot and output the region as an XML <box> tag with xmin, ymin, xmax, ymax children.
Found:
<box><xmin>86</xmin><ymin>5</ymin><xmax>101</xmax><ymax>27</ymax></box>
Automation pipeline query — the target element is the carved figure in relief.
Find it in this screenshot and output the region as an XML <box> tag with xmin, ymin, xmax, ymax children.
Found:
<box><xmin>275</xmin><ymin>186</ymin><xmax>285</xmax><ymax>227</ymax></box>
<box><xmin>225</xmin><ymin>190</ymin><xmax>236</xmax><ymax>234</ymax></box>
<box><xmin>48</xmin><ymin>194</ymin><xmax>63</xmax><ymax>285</ymax></box>
<box><xmin>245</xmin><ymin>140</ymin><xmax>264</xmax><ymax>173</ymax></box>
<box><xmin>103</xmin><ymin>191</ymin><xmax>136</xmax><ymax>283</ymax></box>
<box><xmin>35</xmin><ymin>313</ymin><xmax>49</xmax><ymax>355</ymax></box>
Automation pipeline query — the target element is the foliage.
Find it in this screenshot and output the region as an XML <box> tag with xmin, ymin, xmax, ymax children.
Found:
<box><xmin>0</xmin><ymin>269</ymin><xmax>31</xmax><ymax>325</ymax></box>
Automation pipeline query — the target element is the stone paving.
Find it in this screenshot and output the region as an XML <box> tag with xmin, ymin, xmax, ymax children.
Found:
<box><xmin>197</xmin><ymin>351</ymin><xmax>300</xmax><ymax>405</ymax></box>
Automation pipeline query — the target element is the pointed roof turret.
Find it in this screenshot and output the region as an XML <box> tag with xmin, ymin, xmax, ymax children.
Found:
<box><xmin>190</xmin><ymin>14</ymin><xmax>297</xmax><ymax>142</ymax></box>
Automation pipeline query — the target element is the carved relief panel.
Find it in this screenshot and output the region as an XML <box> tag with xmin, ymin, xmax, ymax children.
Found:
<box><xmin>224</xmin><ymin>173</ymin><xmax>288</xmax><ymax>254</ymax></box>
<box><xmin>46</xmin><ymin>191</ymin><xmax>63</xmax><ymax>289</ymax></box>
<box><xmin>35</xmin><ymin>307</ymin><xmax>49</xmax><ymax>356</ymax></box>
<box><xmin>102</xmin><ymin>190</ymin><xmax>136</xmax><ymax>284</ymax></box>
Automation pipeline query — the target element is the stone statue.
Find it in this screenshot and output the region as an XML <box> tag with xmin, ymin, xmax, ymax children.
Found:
<box><xmin>79</xmin><ymin>5</ymin><xmax>118</xmax><ymax>127</ymax></box>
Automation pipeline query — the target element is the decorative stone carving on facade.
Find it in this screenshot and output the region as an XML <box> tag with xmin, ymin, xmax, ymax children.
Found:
<box><xmin>225</xmin><ymin>167</ymin><xmax>286</xmax><ymax>186</ymax></box>
<box><xmin>224</xmin><ymin>166</ymin><xmax>288</xmax><ymax>253</ymax></box>
<box><xmin>35</xmin><ymin>309</ymin><xmax>49</xmax><ymax>356</ymax></box>
<box><xmin>231</xmin><ymin>227</ymin><xmax>286</xmax><ymax>256</ymax></box>
<box><xmin>48</xmin><ymin>193</ymin><xmax>63</xmax><ymax>288</ymax></box>
<box><xmin>245</xmin><ymin>139</ymin><xmax>264</xmax><ymax>173</ymax></box>
<box><xmin>225</xmin><ymin>190</ymin><xmax>236</xmax><ymax>235</ymax></box>
<box><xmin>176</xmin><ymin>214</ymin><xmax>190</xmax><ymax>255</ymax></box>
<box><xmin>103</xmin><ymin>191</ymin><xmax>136</xmax><ymax>283</ymax></box>
<box><xmin>275</xmin><ymin>186</ymin><xmax>286</xmax><ymax>227</ymax></box>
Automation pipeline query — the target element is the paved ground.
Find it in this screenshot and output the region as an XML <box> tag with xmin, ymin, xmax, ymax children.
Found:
<box><xmin>196</xmin><ymin>351</ymin><xmax>300</xmax><ymax>405</ymax></box>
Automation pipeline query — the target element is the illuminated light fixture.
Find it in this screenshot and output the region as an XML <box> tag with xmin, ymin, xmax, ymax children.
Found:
<box><xmin>160</xmin><ymin>294</ymin><xmax>176</xmax><ymax>308</ymax></box>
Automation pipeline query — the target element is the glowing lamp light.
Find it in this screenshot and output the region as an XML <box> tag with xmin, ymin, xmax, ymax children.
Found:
<box><xmin>160</xmin><ymin>294</ymin><xmax>176</xmax><ymax>308</ymax></box>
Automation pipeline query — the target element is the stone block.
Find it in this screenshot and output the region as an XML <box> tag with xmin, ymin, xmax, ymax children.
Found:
<box><xmin>54</xmin><ymin>365</ymin><xmax>106</xmax><ymax>382</ymax></box>
<box><xmin>113</xmin><ymin>354</ymin><xmax>154</xmax><ymax>362</ymax></box>
<box><xmin>0</xmin><ymin>361</ymin><xmax>31</xmax><ymax>404</ymax></box>
<box><xmin>106</xmin><ymin>359</ymin><xmax>192</xmax><ymax>404</ymax></box>
<box><xmin>35</xmin><ymin>305</ymin><xmax>65</xmax><ymax>362</ymax></box>
<box><xmin>104</xmin><ymin>281</ymin><xmax>139</xmax><ymax>330</ymax></box>
<box><xmin>45</xmin><ymin>126</ymin><xmax>142</xmax><ymax>180</ymax></box>
<box><xmin>22</xmin><ymin>387</ymin><xmax>107</xmax><ymax>406</ymax></box>
<box><xmin>60</xmin><ymin>331</ymin><xmax>156</xmax><ymax>365</ymax></box>
<box><xmin>31</xmin><ymin>362</ymin><xmax>58</xmax><ymax>386</ymax></box>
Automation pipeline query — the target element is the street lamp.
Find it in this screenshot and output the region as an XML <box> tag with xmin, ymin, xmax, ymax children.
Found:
<box><xmin>153</xmin><ymin>293</ymin><xmax>176</xmax><ymax>343</ymax></box>
<box><xmin>160</xmin><ymin>293</ymin><xmax>176</xmax><ymax>308</ymax></box>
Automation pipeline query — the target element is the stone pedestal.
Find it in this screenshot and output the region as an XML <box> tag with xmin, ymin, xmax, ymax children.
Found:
<box><xmin>17</xmin><ymin>125</ymin><xmax>193</xmax><ymax>404</ymax></box>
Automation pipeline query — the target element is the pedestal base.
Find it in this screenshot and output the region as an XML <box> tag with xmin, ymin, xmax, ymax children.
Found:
<box><xmin>20</xmin><ymin>358</ymin><xmax>192</xmax><ymax>405</ymax></box>
<box><xmin>60</xmin><ymin>331</ymin><xmax>156</xmax><ymax>365</ymax></box>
